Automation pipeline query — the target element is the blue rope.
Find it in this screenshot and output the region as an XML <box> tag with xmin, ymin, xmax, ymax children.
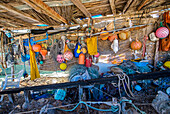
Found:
<box><xmin>56</xmin><ymin>101</ymin><xmax>119</xmax><ymax>112</ymax></box>
<box><xmin>120</xmin><ymin>99</ymin><xmax>146</xmax><ymax>114</ymax></box>
<box><xmin>55</xmin><ymin>100</ymin><xmax>145</xmax><ymax>113</ymax></box>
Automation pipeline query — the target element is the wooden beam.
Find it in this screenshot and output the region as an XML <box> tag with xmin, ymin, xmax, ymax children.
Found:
<box><xmin>0</xmin><ymin>2</ymin><xmax>40</xmax><ymax>23</ymax></box>
<box><xmin>0</xmin><ymin>17</ymin><xmax>28</xmax><ymax>26</ymax></box>
<box><xmin>87</xmin><ymin>4</ymin><xmax>110</xmax><ymax>11</ymax></box>
<box><xmin>22</xmin><ymin>0</ymin><xmax>42</xmax><ymax>13</ymax></box>
<box><xmin>16</xmin><ymin>0</ymin><xmax>103</xmax><ymax>11</ymax></box>
<box><xmin>138</xmin><ymin>0</ymin><xmax>150</xmax><ymax>11</ymax></box>
<box><xmin>109</xmin><ymin>0</ymin><xmax>116</xmax><ymax>15</ymax></box>
<box><xmin>0</xmin><ymin>21</ymin><xmax>19</xmax><ymax>27</ymax></box>
<box><xmin>123</xmin><ymin>0</ymin><xmax>133</xmax><ymax>14</ymax></box>
<box><xmin>0</xmin><ymin>14</ymin><xmax>32</xmax><ymax>26</ymax></box>
<box><xmin>28</xmin><ymin>0</ymin><xmax>68</xmax><ymax>24</ymax></box>
<box><xmin>0</xmin><ymin>70</ymin><xmax>169</xmax><ymax>95</ymax></box>
<box><xmin>71</xmin><ymin>0</ymin><xmax>91</xmax><ymax>18</ymax></box>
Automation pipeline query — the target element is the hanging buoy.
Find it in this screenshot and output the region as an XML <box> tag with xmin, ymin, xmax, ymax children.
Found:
<box><xmin>119</xmin><ymin>32</ymin><xmax>127</xmax><ymax>40</ymax></box>
<box><xmin>57</xmin><ymin>54</ymin><xmax>64</xmax><ymax>63</ymax></box>
<box><xmin>100</xmin><ymin>31</ymin><xmax>109</xmax><ymax>40</ymax></box>
<box><xmin>85</xmin><ymin>56</ymin><xmax>92</xmax><ymax>67</ymax></box>
<box><xmin>156</xmin><ymin>27</ymin><xmax>169</xmax><ymax>38</ymax></box>
<box><xmin>126</xmin><ymin>31</ymin><xmax>131</xmax><ymax>39</ymax></box>
<box><xmin>108</xmin><ymin>34</ymin><xmax>117</xmax><ymax>42</ymax></box>
<box><xmin>40</xmin><ymin>49</ymin><xmax>47</xmax><ymax>60</ymax></box>
<box><xmin>94</xmin><ymin>52</ymin><xmax>100</xmax><ymax>57</ymax></box>
<box><xmin>74</xmin><ymin>42</ymin><xmax>81</xmax><ymax>58</ymax></box>
<box><xmin>40</xmin><ymin>61</ymin><xmax>43</xmax><ymax>64</ymax></box>
<box><xmin>64</xmin><ymin>51</ymin><xmax>73</xmax><ymax>61</ymax></box>
<box><xmin>81</xmin><ymin>47</ymin><xmax>87</xmax><ymax>54</ymax></box>
<box><xmin>32</xmin><ymin>44</ymin><xmax>42</xmax><ymax>52</ymax></box>
<box><xmin>60</xmin><ymin>63</ymin><xmax>67</xmax><ymax>71</ymax></box>
<box><xmin>79</xmin><ymin>53</ymin><xmax>85</xmax><ymax>64</ymax></box>
<box><xmin>149</xmin><ymin>32</ymin><xmax>159</xmax><ymax>41</ymax></box>
<box><xmin>21</xmin><ymin>54</ymin><xmax>30</xmax><ymax>62</ymax></box>
<box><xmin>130</xmin><ymin>40</ymin><xmax>142</xmax><ymax>50</ymax></box>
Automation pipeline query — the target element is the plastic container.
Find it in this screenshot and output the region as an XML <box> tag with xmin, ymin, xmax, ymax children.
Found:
<box><xmin>54</xmin><ymin>89</ymin><xmax>66</xmax><ymax>100</ymax></box>
<box><xmin>132</xmin><ymin>60</ymin><xmax>149</xmax><ymax>67</ymax></box>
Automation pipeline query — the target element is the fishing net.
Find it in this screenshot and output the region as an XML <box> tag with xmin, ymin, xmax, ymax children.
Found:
<box><xmin>69</xmin><ymin>64</ymin><xmax>99</xmax><ymax>82</ymax></box>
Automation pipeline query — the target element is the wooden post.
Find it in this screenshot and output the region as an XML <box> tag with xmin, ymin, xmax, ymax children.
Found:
<box><xmin>11</xmin><ymin>65</ymin><xmax>14</xmax><ymax>81</ymax></box>
<box><xmin>154</xmin><ymin>41</ymin><xmax>159</xmax><ymax>71</ymax></box>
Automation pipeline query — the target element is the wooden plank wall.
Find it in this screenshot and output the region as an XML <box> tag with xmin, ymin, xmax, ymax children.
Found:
<box><xmin>39</xmin><ymin>18</ymin><xmax>169</xmax><ymax>71</ymax></box>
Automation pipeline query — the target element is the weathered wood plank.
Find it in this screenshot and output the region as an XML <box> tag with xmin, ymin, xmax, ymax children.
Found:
<box><xmin>71</xmin><ymin>0</ymin><xmax>91</xmax><ymax>18</ymax></box>
<box><xmin>0</xmin><ymin>17</ymin><xmax>29</xmax><ymax>26</ymax></box>
<box><xmin>16</xmin><ymin>0</ymin><xmax>103</xmax><ymax>10</ymax></box>
<box><xmin>109</xmin><ymin>0</ymin><xmax>116</xmax><ymax>15</ymax></box>
<box><xmin>22</xmin><ymin>0</ymin><xmax>42</xmax><ymax>13</ymax></box>
<box><xmin>123</xmin><ymin>0</ymin><xmax>133</xmax><ymax>14</ymax></box>
<box><xmin>0</xmin><ymin>2</ymin><xmax>40</xmax><ymax>23</ymax></box>
<box><xmin>28</xmin><ymin>0</ymin><xmax>68</xmax><ymax>24</ymax></box>
<box><xmin>138</xmin><ymin>0</ymin><xmax>150</xmax><ymax>11</ymax></box>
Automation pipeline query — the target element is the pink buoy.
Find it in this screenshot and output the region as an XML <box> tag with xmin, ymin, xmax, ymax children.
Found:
<box><xmin>94</xmin><ymin>52</ymin><xmax>100</xmax><ymax>57</ymax></box>
<box><xmin>57</xmin><ymin>54</ymin><xmax>64</xmax><ymax>63</ymax></box>
<box><xmin>64</xmin><ymin>51</ymin><xmax>73</xmax><ymax>61</ymax></box>
<box><xmin>156</xmin><ymin>27</ymin><xmax>169</xmax><ymax>38</ymax></box>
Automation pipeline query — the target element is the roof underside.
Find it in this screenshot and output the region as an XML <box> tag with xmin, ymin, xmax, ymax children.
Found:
<box><xmin>0</xmin><ymin>0</ymin><xmax>169</xmax><ymax>29</ymax></box>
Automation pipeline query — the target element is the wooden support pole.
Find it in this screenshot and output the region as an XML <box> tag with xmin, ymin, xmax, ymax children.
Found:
<box><xmin>109</xmin><ymin>0</ymin><xmax>116</xmax><ymax>15</ymax></box>
<box><xmin>154</xmin><ymin>41</ymin><xmax>159</xmax><ymax>71</ymax></box>
<box><xmin>71</xmin><ymin>0</ymin><xmax>91</xmax><ymax>18</ymax></box>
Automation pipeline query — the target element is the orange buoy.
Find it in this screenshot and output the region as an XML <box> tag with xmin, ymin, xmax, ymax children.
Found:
<box><xmin>81</xmin><ymin>48</ymin><xmax>87</xmax><ymax>54</ymax></box>
<box><xmin>33</xmin><ymin>44</ymin><xmax>42</xmax><ymax>52</ymax></box>
<box><xmin>130</xmin><ymin>40</ymin><xmax>142</xmax><ymax>50</ymax></box>
<box><xmin>40</xmin><ymin>49</ymin><xmax>48</xmax><ymax>60</ymax></box>
<box><xmin>79</xmin><ymin>53</ymin><xmax>85</xmax><ymax>64</ymax></box>
<box><xmin>100</xmin><ymin>31</ymin><xmax>109</xmax><ymax>40</ymax></box>
<box><xmin>108</xmin><ymin>34</ymin><xmax>118</xmax><ymax>42</ymax></box>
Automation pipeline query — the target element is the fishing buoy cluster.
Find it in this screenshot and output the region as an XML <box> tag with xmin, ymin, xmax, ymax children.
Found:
<box><xmin>33</xmin><ymin>44</ymin><xmax>48</xmax><ymax>60</ymax></box>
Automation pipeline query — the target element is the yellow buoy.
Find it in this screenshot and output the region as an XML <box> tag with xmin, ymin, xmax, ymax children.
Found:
<box><xmin>164</xmin><ymin>61</ymin><xmax>170</xmax><ymax>68</ymax></box>
<box><xmin>60</xmin><ymin>63</ymin><xmax>67</xmax><ymax>71</ymax></box>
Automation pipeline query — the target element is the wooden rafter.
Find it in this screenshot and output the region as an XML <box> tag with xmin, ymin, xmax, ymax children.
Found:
<box><xmin>0</xmin><ymin>17</ymin><xmax>26</xmax><ymax>26</ymax></box>
<box><xmin>15</xmin><ymin>0</ymin><xmax>103</xmax><ymax>11</ymax></box>
<box><xmin>0</xmin><ymin>2</ymin><xmax>40</xmax><ymax>23</ymax></box>
<box><xmin>22</xmin><ymin>0</ymin><xmax>42</xmax><ymax>13</ymax></box>
<box><xmin>71</xmin><ymin>0</ymin><xmax>91</xmax><ymax>18</ymax></box>
<box><xmin>138</xmin><ymin>0</ymin><xmax>150</xmax><ymax>11</ymax></box>
<box><xmin>0</xmin><ymin>14</ymin><xmax>32</xmax><ymax>26</ymax></box>
<box><xmin>28</xmin><ymin>0</ymin><xmax>68</xmax><ymax>24</ymax></box>
<box><xmin>123</xmin><ymin>0</ymin><xmax>133</xmax><ymax>14</ymax></box>
<box><xmin>0</xmin><ymin>21</ymin><xmax>19</xmax><ymax>27</ymax></box>
<box><xmin>109</xmin><ymin>0</ymin><xmax>116</xmax><ymax>15</ymax></box>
